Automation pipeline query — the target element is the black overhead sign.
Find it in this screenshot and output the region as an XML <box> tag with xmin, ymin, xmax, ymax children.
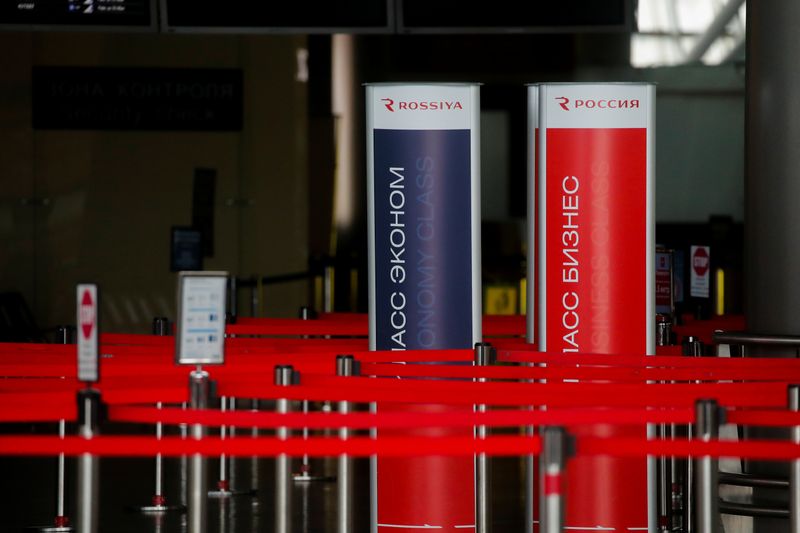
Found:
<box><xmin>32</xmin><ymin>67</ymin><xmax>243</xmax><ymax>131</ymax></box>
<box><xmin>0</xmin><ymin>0</ymin><xmax>154</xmax><ymax>29</ymax></box>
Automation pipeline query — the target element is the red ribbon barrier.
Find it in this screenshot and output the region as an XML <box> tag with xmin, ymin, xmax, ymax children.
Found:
<box><xmin>219</xmin><ymin>378</ymin><xmax>788</xmax><ymax>408</ymax></box>
<box><xmin>0</xmin><ymin>434</ymin><xmax>540</xmax><ymax>457</ymax></box>
<box><xmin>107</xmin><ymin>405</ymin><xmax>694</xmax><ymax>429</ymax></box>
<box><xmin>499</xmin><ymin>350</ymin><xmax>800</xmax><ymax>369</ymax></box>
<box><xmin>360</xmin><ymin>361</ymin><xmax>800</xmax><ymax>383</ymax></box>
<box><xmin>0</xmin><ymin>433</ymin><xmax>798</xmax><ymax>461</ymax></box>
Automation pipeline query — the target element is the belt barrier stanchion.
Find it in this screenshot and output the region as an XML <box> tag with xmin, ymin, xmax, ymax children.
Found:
<box><xmin>295</xmin><ymin>306</ymin><xmax>330</xmax><ymax>482</ymax></box>
<box><xmin>682</xmin><ymin>335</ymin><xmax>705</xmax><ymax>533</ymax></box>
<box><xmin>337</xmin><ymin>355</ymin><xmax>356</xmax><ymax>533</ymax></box>
<box><xmin>153</xmin><ymin>316</ymin><xmax>170</xmax><ymax>336</ymax></box>
<box><xmin>179</xmin><ymin>401</ymin><xmax>189</xmax><ymax>508</ymax></box>
<box><xmin>249</xmin><ymin>398</ymin><xmax>260</xmax><ymax>497</ymax></box>
<box><xmin>475</xmin><ymin>342</ymin><xmax>496</xmax><ymax>533</ymax></box>
<box><xmin>133</xmin><ymin>317</ymin><xmax>183</xmax><ymax>513</ymax></box>
<box><xmin>75</xmin><ymin>283</ymin><xmax>101</xmax><ymax>533</ymax></box>
<box><xmin>30</xmin><ymin>325</ymin><xmax>75</xmax><ymax>532</ymax></box>
<box><xmin>187</xmin><ymin>370</ymin><xmax>210</xmax><ymax>533</ymax></box>
<box><xmin>54</xmin><ymin>419</ymin><xmax>71</xmax><ymax>532</ymax></box>
<box><xmin>227</xmin><ymin>397</ymin><xmax>253</xmax><ymax>496</ymax></box>
<box><xmin>790</xmin><ymin>385</ymin><xmax>800</xmax><ymax>533</ymax></box>
<box><xmin>694</xmin><ymin>399</ymin><xmax>721</xmax><ymax>533</ymax></box>
<box><xmin>75</xmin><ymin>390</ymin><xmax>101</xmax><ymax>533</ymax></box>
<box><xmin>208</xmin><ymin>396</ymin><xmax>254</xmax><ymax>497</ymax></box>
<box><xmin>209</xmin><ymin>396</ymin><xmax>249</xmax><ymax>497</ymax></box>
<box><xmin>275</xmin><ymin>365</ymin><xmax>295</xmax><ymax>533</ymax></box>
<box><xmin>366</xmin><ymin>81</ymin><xmax>482</xmax><ymax>532</ymax></box>
<box><xmin>541</xmin><ymin>427</ymin><xmax>571</xmax><ymax>533</ymax></box>
<box><xmin>656</xmin><ymin>317</ymin><xmax>672</xmax><ymax>532</ymax></box>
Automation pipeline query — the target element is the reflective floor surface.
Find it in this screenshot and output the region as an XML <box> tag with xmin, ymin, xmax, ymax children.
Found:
<box><xmin>2</xmin><ymin>435</ymin><xmax>526</xmax><ymax>532</ymax></box>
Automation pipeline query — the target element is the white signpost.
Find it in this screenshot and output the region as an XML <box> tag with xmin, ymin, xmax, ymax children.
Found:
<box><xmin>176</xmin><ymin>271</ymin><xmax>228</xmax><ymax>365</ymax></box>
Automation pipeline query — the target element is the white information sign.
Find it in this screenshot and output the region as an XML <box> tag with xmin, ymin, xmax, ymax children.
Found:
<box><xmin>176</xmin><ymin>271</ymin><xmax>228</xmax><ymax>365</ymax></box>
<box><xmin>690</xmin><ymin>245</ymin><xmax>711</xmax><ymax>299</ymax></box>
<box><xmin>77</xmin><ymin>283</ymin><xmax>99</xmax><ymax>382</ymax></box>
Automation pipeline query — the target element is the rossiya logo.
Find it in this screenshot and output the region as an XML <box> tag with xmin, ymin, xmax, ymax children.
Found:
<box><xmin>555</xmin><ymin>96</ymin><xmax>640</xmax><ymax>111</ymax></box>
<box><xmin>380</xmin><ymin>98</ymin><xmax>463</xmax><ymax>112</ymax></box>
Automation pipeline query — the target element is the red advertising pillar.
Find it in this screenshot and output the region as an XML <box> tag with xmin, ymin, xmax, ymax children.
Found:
<box><xmin>538</xmin><ymin>83</ymin><xmax>656</xmax><ymax>532</ymax></box>
<box><xmin>366</xmin><ymin>83</ymin><xmax>482</xmax><ymax>532</ymax></box>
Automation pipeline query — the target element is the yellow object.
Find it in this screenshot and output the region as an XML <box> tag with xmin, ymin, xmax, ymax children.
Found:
<box><xmin>519</xmin><ymin>278</ymin><xmax>527</xmax><ymax>315</ymax></box>
<box><xmin>716</xmin><ymin>268</ymin><xmax>725</xmax><ymax>316</ymax></box>
<box><xmin>485</xmin><ymin>286</ymin><xmax>518</xmax><ymax>315</ymax></box>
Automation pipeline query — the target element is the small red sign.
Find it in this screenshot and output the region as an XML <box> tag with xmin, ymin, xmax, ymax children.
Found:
<box><xmin>693</xmin><ymin>247</ymin><xmax>709</xmax><ymax>277</ymax></box>
<box><xmin>80</xmin><ymin>290</ymin><xmax>95</xmax><ymax>340</ymax></box>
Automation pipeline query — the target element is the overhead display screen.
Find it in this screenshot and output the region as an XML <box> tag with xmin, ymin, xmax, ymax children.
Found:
<box><xmin>399</xmin><ymin>0</ymin><xmax>631</xmax><ymax>33</ymax></box>
<box><xmin>163</xmin><ymin>0</ymin><xmax>392</xmax><ymax>33</ymax></box>
<box><xmin>0</xmin><ymin>0</ymin><xmax>155</xmax><ymax>29</ymax></box>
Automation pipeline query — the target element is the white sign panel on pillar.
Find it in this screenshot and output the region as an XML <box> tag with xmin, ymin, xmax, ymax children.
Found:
<box><xmin>538</xmin><ymin>83</ymin><xmax>656</xmax><ymax>532</ymax></box>
<box><xmin>690</xmin><ymin>245</ymin><xmax>711</xmax><ymax>298</ymax></box>
<box><xmin>175</xmin><ymin>271</ymin><xmax>228</xmax><ymax>366</ymax></box>
<box><xmin>366</xmin><ymin>82</ymin><xmax>481</xmax><ymax>532</ymax></box>
<box><xmin>77</xmin><ymin>283</ymin><xmax>99</xmax><ymax>383</ymax></box>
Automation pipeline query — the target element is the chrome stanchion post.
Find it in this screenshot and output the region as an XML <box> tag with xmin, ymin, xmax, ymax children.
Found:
<box><xmin>133</xmin><ymin>318</ymin><xmax>182</xmax><ymax>513</ymax></box>
<box><xmin>275</xmin><ymin>365</ymin><xmax>294</xmax><ymax>533</ymax></box>
<box><xmin>250</xmin><ymin>399</ymin><xmax>260</xmax><ymax>496</ymax></box>
<box><xmin>656</xmin><ymin>316</ymin><xmax>671</xmax><ymax>532</ymax></box>
<box><xmin>295</xmin><ymin>306</ymin><xmax>329</xmax><ymax>482</ymax></box>
<box><xmin>336</xmin><ymin>355</ymin><xmax>355</xmax><ymax>533</ymax></box>
<box><xmin>540</xmin><ymin>427</ymin><xmax>570</xmax><ymax>533</ymax></box>
<box><xmin>188</xmin><ymin>369</ymin><xmax>210</xmax><ymax>533</ymax></box>
<box><xmin>209</xmin><ymin>395</ymin><xmax>232</xmax><ymax>496</ymax></box>
<box><xmin>790</xmin><ymin>385</ymin><xmax>800</xmax><ymax>533</ymax></box>
<box><xmin>474</xmin><ymin>342</ymin><xmax>495</xmax><ymax>533</ymax></box>
<box><xmin>180</xmin><ymin>402</ymin><xmax>188</xmax><ymax>507</ymax></box>
<box><xmin>56</xmin><ymin>419</ymin><xmax>69</xmax><ymax>529</ymax></box>
<box><xmin>59</xmin><ymin>325</ymin><xmax>75</xmax><ymax>531</ymax></box>
<box><xmin>33</xmin><ymin>326</ymin><xmax>76</xmax><ymax>532</ymax></box>
<box><xmin>694</xmin><ymin>399</ymin><xmax>721</xmax><ymax>533</ymax></box>
<box><xmin>153</xmin><ymin>316</ymin><xmax>170</xmax><ymax>336</ymax></box>
<box><xmin>208</xmin><ymin>396</ymin><xmax>254</xmax><ymax>497</ymax></box>
<box><xmin>682</xmin><ymin>335</ymin><xmax>705</xmax><ymax>533</ymax></box>
<box><xmin>75</xmin><ymin>389</ymin><xmax>101</xmax><ymax>533</ymax></box>
<box><xmin>155</xmin><ymin>402</ymin><xmax>165</xmax><ymax>506</ymax></box>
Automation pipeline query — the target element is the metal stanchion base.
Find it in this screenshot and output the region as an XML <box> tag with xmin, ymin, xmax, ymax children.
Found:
<box><xmin>130</xmin><ymin>504</ymin><xmax>186</xmax><ymax>513</ymax></box>
<box><xmin>292</xmin><ymin>471</ymin><xmax>335</xmax><ymax>483</ymax></box>
<box><xmin>292</xmin><ymin>458</ymin><xmax>335</xmax><ymax>482</ymax></box>
<box><xmin>208</xmin><ymin>481</ymin><xmax>256</xmax><ymax>498</ymax></box>
<box><xmin>128</xmin><ymin>496</ymin><xmax>186</xmax><ymax>513</ymax></box>
<box><xmin>207</xmin><ymin>488</ymin><xmax>256</xmax><ymax>498</ymax></box>
<box><xmin>26</xmin><ymin>518</ymin><xmax>73</xmax><ymax>533</ymax></box>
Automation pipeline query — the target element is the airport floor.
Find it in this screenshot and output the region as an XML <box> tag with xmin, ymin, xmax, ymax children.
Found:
<box><xmin>3</xmin><ymin>423</ymin><xmax>526</xmax><ymax>533</ymax></box>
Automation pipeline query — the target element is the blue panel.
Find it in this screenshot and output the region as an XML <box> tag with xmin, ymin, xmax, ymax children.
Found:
<box><xmin>373</xmin><ymin>128</ymin><xmax>473</xmax><ymax>351</ymax></box>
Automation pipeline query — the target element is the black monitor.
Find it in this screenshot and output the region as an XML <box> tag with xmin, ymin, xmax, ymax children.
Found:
<box><xmin>162</xmin><ymin>0</ymin><xmax>393</xmax><ymax>34</ymax></box>
<box><xmin>0</xmin><ymin>0</ymin><xmax>156</xmax><ymax>31</ymax></box>
<box><xmin>398</xmin><ymin>0</ymin><xmax>633</xmax><ymax>34</ymax></box>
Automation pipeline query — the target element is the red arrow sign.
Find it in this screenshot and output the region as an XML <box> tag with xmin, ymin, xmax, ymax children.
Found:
<box><xmin>80</xmin><ymin>289</ymin><xmax>95</xmax><ymax>340</ymax></box>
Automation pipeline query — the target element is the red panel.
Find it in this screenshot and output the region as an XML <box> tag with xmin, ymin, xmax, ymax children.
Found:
<box><xmin>377</xmin><ymin>403</ymin><xmax>475</xmax><ymax>531</ymax></box>
<box><xmin>544</xmin><ymin>127</ymin><xmax>649</xmax><ymax>529</ymax></box>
